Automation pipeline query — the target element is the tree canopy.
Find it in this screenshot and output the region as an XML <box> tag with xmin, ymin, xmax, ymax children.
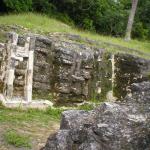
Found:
<box><xmin>0</xmin><ymin>0</ymin><xmax>149</xmax><ymax>40</ymax></box>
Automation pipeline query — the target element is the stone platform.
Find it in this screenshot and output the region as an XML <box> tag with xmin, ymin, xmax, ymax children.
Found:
<box><xmin>0</xmin><ymin>94</ymin><xmax>53</xmax><ymax>110</ymax></box>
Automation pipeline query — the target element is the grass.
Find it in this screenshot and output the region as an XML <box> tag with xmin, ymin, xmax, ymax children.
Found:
<box><xmin>45</xmin><ymin>103</ymin><xmax>96</xmax><ymax>118</ymax></box>
<box><xmin>0</xmin><ymin>102</ymin><xmax>96</xmax><ymax>124</ymax></box>
<box><xmin>78</xmin><ymin>103</ymin><xmax>95</xmax><ymax>111</ymax></box>
<box><xmin>0</xmin><ymin>13</ymin><xmax>149</xmax><ymax>57</ymax></box>
<box><xmin>4</xmin><ymin>130</ymin><xmax>31</xmax><ymax>148</ymax></box>
<box><xmin>45</xmin><ymin>107</ymin><xmax>65</xmax><ymax>120</ymax></box>
<box><xmin>0</xmin><ymin>105</ymin><xmax>62</xmax><ymax>123</ymax></box>
<box><xmin>0</xmin><ymin>103</ymin><xmax>61</xmax><ymax>149</ymax></box>
<box><xmin>0</xmin><ymin>102</ymin><xmax>97</xmax><ymax>149</ymax></box>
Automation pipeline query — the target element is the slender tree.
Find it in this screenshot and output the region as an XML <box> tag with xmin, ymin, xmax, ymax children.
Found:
<box><xmin>125</xmin><ymin>0</ymin><xmax>138</xmax><ymax>41</ymax></box>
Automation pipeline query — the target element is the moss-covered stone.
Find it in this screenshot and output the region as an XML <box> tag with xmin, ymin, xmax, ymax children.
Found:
<box><xmin>89</xmin><ymin>51</ymin><xmax>112</xmax><ymax>102</ymax></box>
<box><xmin>1</xmin><ymin>31</ymin><xmax>150</xmax><ymax>104</ymax></box>
<box><xmin>113</xmin><ymin>53</ymin><xmax>150</xmax><ymax>99</ymax></box>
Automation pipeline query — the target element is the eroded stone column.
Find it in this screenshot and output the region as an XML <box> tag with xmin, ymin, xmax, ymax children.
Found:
<box><xmin>24</xmin><ymin>37</ymin><xmax>35</xmax><ymax>102</ymax></box>
<box><xmin>5</xmin><ymin>33</ymin><xmax>18</xmax><ymax>99</ymax></box>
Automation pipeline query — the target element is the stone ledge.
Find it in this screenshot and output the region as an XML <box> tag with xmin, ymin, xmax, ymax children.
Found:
<box><xmin>0</xmin><ymin>94</ymin><xmax>53</xmax><ymax>110</ymax></box>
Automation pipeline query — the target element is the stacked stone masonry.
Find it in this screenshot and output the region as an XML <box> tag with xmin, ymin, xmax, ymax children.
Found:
<box><xmin>0</xmin><ymin>33</ymin><xmax>150</xmax><ymax>103</ymax></box>
<box><xmin>43</xmin><ymin>81</ymin><xmax>150</xmax><ymax>150</ymax></box>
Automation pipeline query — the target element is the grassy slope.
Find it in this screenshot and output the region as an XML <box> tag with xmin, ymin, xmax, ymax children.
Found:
<box><xmin>0</xmin><ymin>13</ymin><xmax>149</xmax><ymax>57</ymax></box>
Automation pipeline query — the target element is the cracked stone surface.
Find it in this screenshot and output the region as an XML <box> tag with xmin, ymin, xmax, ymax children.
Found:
<box><xmin>43</xmin><ymin>81</ymin><xmax>150</xmax><ymax>150</ymax></box>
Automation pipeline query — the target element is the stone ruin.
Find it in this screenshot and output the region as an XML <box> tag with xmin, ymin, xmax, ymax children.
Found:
<box><xmin>43</xmin><ymin>81</ymin><xmax>150</xmax><ymax>150</ymax></box>
<box><xmin>0</xmin><ymin>32</ymin><xmax>52</xmax><ymax>109</ymax></box>
<box><xmin>0</xmin><ymin>32</ymin><xmax>150</xmax><ymax>108</ymax></box>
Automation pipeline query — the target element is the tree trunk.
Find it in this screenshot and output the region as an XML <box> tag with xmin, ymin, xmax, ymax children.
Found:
<box><xmin>125</xmin><ymin>0</ymin><xmax>138</xmax><ymax>41</ymax></box>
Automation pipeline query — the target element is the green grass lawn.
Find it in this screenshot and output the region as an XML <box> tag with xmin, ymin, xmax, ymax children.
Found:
<box><xmin>0</xmin><ymin>13</ymin><xmax>149</xmax><ymax>57</ymax></box>
<box><xmin>0</xmin><ymin>103</ymin><xmax>61</xmax><ymax>149</ymax></box>
<box><xmin>0</xmin><ymin>102</ymin><xmax>95</xmax><ymax>149</ymax></box>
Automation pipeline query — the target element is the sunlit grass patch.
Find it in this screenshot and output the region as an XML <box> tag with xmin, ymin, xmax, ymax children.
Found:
<box><xmin>0</xmin><ymin>13</ymin><xmax>149</xmax><ymax>57</ymax></box>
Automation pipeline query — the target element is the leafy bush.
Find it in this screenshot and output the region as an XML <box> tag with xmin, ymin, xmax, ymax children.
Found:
<box><xmin>132</xmin><ymin>22</ymin><xmax>148</xmax><ymax>39</ymax></box>
<box><xmin>54</xmin><ymin>12</ymin><xmax>74</xmax><ymax>26</ymax></box>
<box><xmin>1</xmin><ymin>0</ymin><xmax>150</xmax><ymax>39</ymax></box>
<box><xmin>32</xmin><ymin>0</ymin><xmax>56</xmax><ymax>14</ymax></box>
<box><xmin>0</xmin><ymin>0</ymin><xmax>7</xmax><ymax>12</ymax></box>
<box><xmin>134</xmin><ymin>0</ymin><xmax>150</xmax><ymax>40</ymax></box>
<box><xmin>82</xmin><ymin>18</ymin><xmax>95</xmax><ymax>31</ymax></box>
<box><xmin>51</xmin><ymin>0</ymin><xmax>150</xmax><ymax>39</ymax></box>
<box><xmin>3</xmin><ymin>0</ymin><xmax>32</xmax><ymax>12</ymax></box>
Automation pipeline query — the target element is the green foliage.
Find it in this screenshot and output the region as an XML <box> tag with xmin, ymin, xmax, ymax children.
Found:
<box><xmin>132</xmin><ymin>0</ymin><xmax>150</xmax><ymax>40</ymax></box>
<box><xmin>50</xmin><ymin>0</ymin><xmax>150</xmax><ymax>39</ymax></box>
<box><xmin>3</xmin><ymin>0</ymin><xmax>32</xmax><ymax>12</ymax></box>
<box><xmin>32</xmin><ymin>0</ymin><xmax>56</xmax><ymax>14</ymax></box>
<box><xmin>132</xmin><ymin>22</ymin><xmax>149</xmax><ymax>39</ymax></box>
<box><xmin>82</xmin><ymin>18</ymin><xmax>95</xmax><ymax>31</ymax></box>
<box><xmin>51</xmin><ymin>0</ymin><xmax>128</xmax><ymax>36</ymax></box>
<box><xmin>78</xmin><ymin>104</ymin><xmax>95</xmax><ymax>111</ymax></box>
<box><xmin>45</xmin><ymin>107</ymin><xmax>64</xmax><ymax>120</ymax></box>
<box><xmin>4</xmin><ymin>130</ymin><xmax>31</xmax><ymax>148</ymax></box>
<box><xmin>0</xmin><ymin>13</ymin><xmax>149</xmax><ymax>57</ymax></box>
<box><xmin>0</xmin><ymin>106</ymin><xmax>60</xmax><ymax>149</ymax></box>
<box><xmin>54</xmin><ymin>12</ymin><xmax>74</xmax><ymax>26</ymax></box>
<box><xmin>1</xmin><ymin>0</ymin><xmax>150</xmax><ymax>39</ymax></box>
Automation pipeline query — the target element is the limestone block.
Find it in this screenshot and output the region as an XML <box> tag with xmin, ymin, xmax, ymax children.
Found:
<box><xmin>113</xmin><ymin>53</ymin><xmax>150</xmax><ymax>99</ymax></box>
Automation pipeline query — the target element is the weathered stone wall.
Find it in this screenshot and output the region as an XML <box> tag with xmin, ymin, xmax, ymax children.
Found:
<box><xmin>0</xmin><ymin>33</ymin><xmax>150</xmax><ymax>103</ymax></box>
<box><xmin>33</xmin><ymin>37</ymin><xmax>53</xmax><ymax>92</ymax></box>
<box><xmin>50</xmin><ymin>40</ymin><xmax>112</xmax><ymax>102</ymax></box>
<box><xmin>0</xmin><ymin>34</ymin><xmax>112</xmax><ymax>103</ymax></box>
<box><xmin>13</xmin><ymin>37</ymin><xmax>28</xmax><ymax>96</ymax></box>
<box><xmin>33</xmin><ymin>35</ymin><xmax>112</xmax><ymax>103</ymax></box>
<box><xmin>0</xmin><ymin>43</ymin><xmax>3</xmax><ymax>74</ymax></box>
<box><xmin>113</xmin><ymin>53</ymin><xmax>150</xmax><ymax>99</ymax></box>
<box><xmin>0</xmin><ymin>43</ymin><xmax>4</xmax><ymax>93</ymax></box>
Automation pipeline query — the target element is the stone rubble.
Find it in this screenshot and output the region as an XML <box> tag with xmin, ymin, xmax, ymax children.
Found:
<box><xmin>43</xmin><ymin>81</ymin><xmax>150</xmax><ymax>150</ymax></box>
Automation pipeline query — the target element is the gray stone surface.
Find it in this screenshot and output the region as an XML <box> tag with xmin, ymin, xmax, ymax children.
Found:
<box><xmin>0</xmin><ymin>33</ymin><xmax>112</xmax><ymax>103</ymax></box>
<box><xmin>113</xmin><ymin>53</ymin><xmax>150</xmax><ymax>99</ymax></box>
<box><xmin>0</xmin><ymin>42</ymin><xmax>5</xmax><ymax>93</ymax></box>
<box><xmin>0</xmin><ymin>32</ymin><xmax>150</xmax><ymax>103</ymax></box>
<box><xmin>43</xmin><ymin>81</ymin><xmax>150</xmax><ymax>150</ymax></box>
